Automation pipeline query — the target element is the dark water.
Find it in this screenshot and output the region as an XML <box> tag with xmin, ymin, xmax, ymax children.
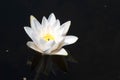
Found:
<box><xmin>0</xmin><ymin>0</ymin><xmax>120</xmax><ymax>80</ymax></box>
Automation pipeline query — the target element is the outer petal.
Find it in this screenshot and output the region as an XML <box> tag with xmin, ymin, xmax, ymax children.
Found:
<box><xmin>30</xmin><ymin>15</ymin><xmax>41</xmax><ymax>31</ymax></box>
<box><xmin>51</xmin><ymin>48</ymin><xmax>68</xmax><ymax>56</ymax></box>
<box><xmin>61</xmin><ymin>21</ymin><xmax>71</xmax><ymax>35</ymax></box>
<box><xmin>24</xmin><ymin>27</ymin><xmax>39</xmax><ymax>46</ymax></box>
<box><xmin>63</xmin><ymin>36</ymin><xmax>78</xmax><ymax>46</ymax></box>
<box><xmin>48</xmin><ymin>13</ymin><xmax>56</xmax><ymax>26</ymax></box>
<box><xmin>27</xmin><ymin>41</ymin><xmax>43</xmax><ymax>53</ymax></box>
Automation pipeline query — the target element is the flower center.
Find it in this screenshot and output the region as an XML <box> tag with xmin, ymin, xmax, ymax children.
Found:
<box><xmin>43</xmin><ymin>33</ymin><xmax>54</xmax><ymax>41</ymax></box>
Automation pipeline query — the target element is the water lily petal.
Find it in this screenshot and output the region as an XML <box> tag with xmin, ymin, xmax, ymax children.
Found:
<box><xmin>30</xmin><ymin>15</ymin><xmax>41</xmax><ymax>31</ymax></box>
<box><xmin>24</xmin><ymin>27</ymin><xmax>34</xmax><ymax>39</ymax></box>
<box><xmin>42</xmin><ymin>16</ymin><xmax>48</xmax><ymax>27</ymax></box>
<box><xmin>38</xmin><ymin>39</ymin><xmax>55</xmax><ymax>53</ymax></box>
<box><xmin>63</xmin><ymin>36</ymin><xmax>78</xmax><ymax>46</ymax></box>
<box><xmin>51</xmin><ymin>19</ymin><xmax>61</xmax><ymax>38</ymax></box>
<box><xmin>27</xmin><ymin>41</ymin><xmax>43</xmax><ymax>53</ymax></box>
<box><xmin>24</xmin><ymin>27</ymin><xmax>39</xmax><ymax>45</ymax></box>
<box><xmin>51</xmin><ymin>48</ymin><xmax>68</xmax><ymax>56</ymax></box>
<box><xmin>48</xmin><ymin>13</ymin><xmax>56</xmax><ymax>26</ymax></box>
<box><xmin>53</xmin><ymin>19</ymin><xmax>60</xmax><ymax>31</ymax></box>
<box><xmin>54</xmin><ymin>35</ymin><xmax>64</xmax><ymax>44</ymax></box>
<box><xmin>61</xmin><ymin>21</ymin><xmax>71</xmax><ymax>35</ymax></box>
<box><xmin>47</xmin><ymin>43</ymin><xmax>59</xmax><ymax>53</ymax></box>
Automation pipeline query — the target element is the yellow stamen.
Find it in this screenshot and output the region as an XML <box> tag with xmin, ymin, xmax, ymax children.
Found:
<box><xmin>43</xmin><ymin>34</ymin><xmax>54</xmax><ymax>41</ymax></box>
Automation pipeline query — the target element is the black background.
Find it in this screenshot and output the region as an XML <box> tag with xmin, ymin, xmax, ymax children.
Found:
<box><xmin>0</xmin><ymin>0</ymin><xmax>120</xmax><ymax>80</ymax></box>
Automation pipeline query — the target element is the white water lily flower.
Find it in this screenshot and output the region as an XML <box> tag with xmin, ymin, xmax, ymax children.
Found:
<box><xmin>24</xmin><ymin>13</ymin><xmax>78</xmax><ymax>56</ymax></box>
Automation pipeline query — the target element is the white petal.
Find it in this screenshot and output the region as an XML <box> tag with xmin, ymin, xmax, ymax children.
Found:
<box><xmin>53</xmin><ymin>19</ymin><xmax>60</xmax><ymax>30</ymax></box>
<box><xmin>46</xmin><ymin>43</ymin><xmax>59</xmax><ymax>53</ymax></box>
<box><xmin>27</xmin><ymin>41</ymin><xmax>43</xmax><ymax>53</ymax></box>
<box><xmin>24</xmin><ymin>27</ymin><xmax>34</xmax><ymax>39</ymax></box>
<box><xmin>51</xmin><ymin>48</ymin><xmax>68</xmax><ymax>56</ymax></box>
<box><xmin>42</xmin><ymin>16</ymin><xmax>48</xmax><ymax>27</ymax></box>
<box><xmin>48</xmin><ymin>13</ymin><xmax>56</xmax><ymax>26</ymax></box>
<box><xmin>61</xmin><ymin>21</ymin><xmax>71</xmax><ymax>35</ymax></box>
<box><xmin>38</xmin><ymin>39</ymin><xmax>55</xmax><ymax>53</ymax></box>
<box><xmin>24</xmin><ymin>27</ymin><xmax>39</xmax><ymax>45</ymax></box>
<box><xmin>54</xmin><ymin>35</ymin><xmax>64</xmax><ymax>43</ymax></box>
<box><xmin>30</xmin><ymin>15</ymin><xmax>41</xmax><ymax>31</ymax></box>
<box><xmin>63</xmin><ymin>36</ymin><xmax>78</xmax><ymax>46</ymax></box>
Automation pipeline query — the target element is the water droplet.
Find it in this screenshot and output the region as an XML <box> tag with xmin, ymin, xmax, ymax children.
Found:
<box><xmin>104</xmin><ymin>5</ymin><xmax>107</xmax><ymax>8</ymax></box>
<box><xmin>5</xmin><ymin>50</ymin><xmax>9</xmax><ymax>52</ymax></box>
<box><xmin>23</xmin><ymin>77</ymin><xmax>27</xmax><ymax>80</ymax></box>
